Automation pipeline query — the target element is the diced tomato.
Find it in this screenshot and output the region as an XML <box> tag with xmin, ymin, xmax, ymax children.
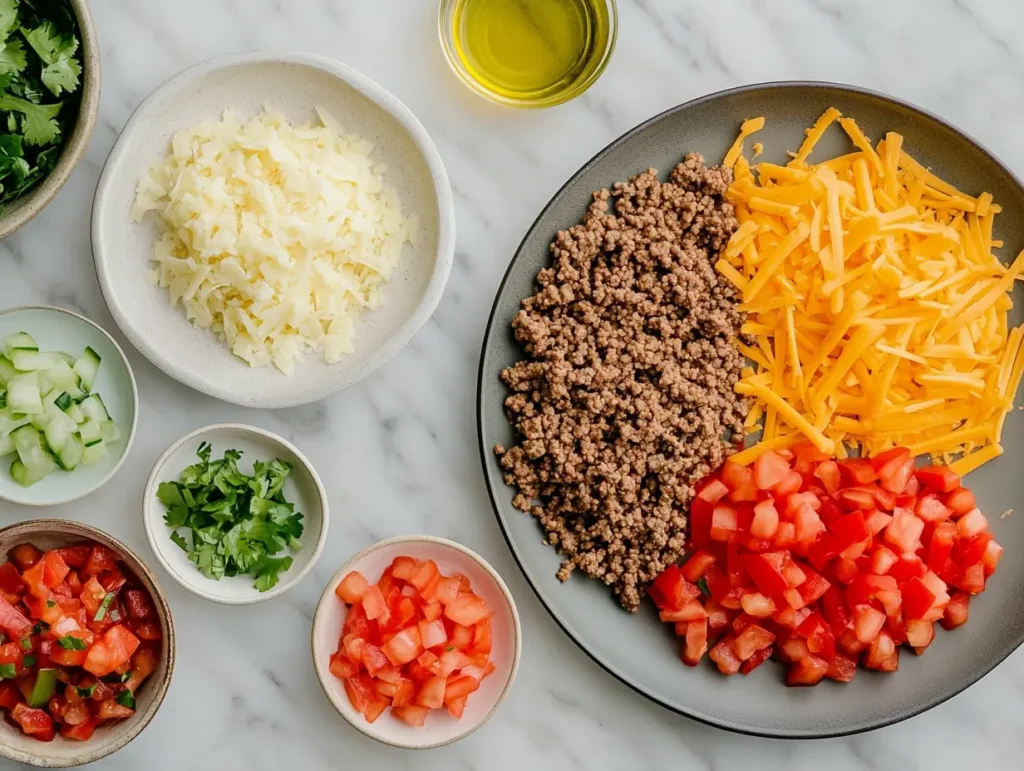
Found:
<box><xmin>740</xmin><ymin>592</ymin><xmax>775</xmax><ymax>618</ymax></box>
<box><xmin>0</xmin><ymin>563</ymin><xmax>24</xmax><ymax>596</ymax></box>
<box><xmin>446</xmin><ymin>695</ymin><xmax>467</xmax><ymax>719</ymax></box>
<box><xmin>916</xmin><ymin>466</ymin><xmax>960</xmax><ymax>493</ymax></box>
<box><xmin>83</xmin><ymin>626</ymin><xmax>140</xmax><ymax>677</ymax></box>
<box><xmin>8</xmin><ymin>544</ymin><xmax>42</xmax><ymax>571</ymax></box>
<box><xmin>874</xmin><ymin>449</ymin><xmax>915</xmax><ymax>494</ymax></box>
<box><xmin>418</xmin><ymin>619</ymin><xmax>447</xmax><ymax>650</ymax></box>
<box><xmin>864</xmin><ymin>631</ymin><xmax>898</xmax><ymax>671</ymax></box>
<box><xmin>709</xmin><ymin>502</ymin><xmax>739</xmax><ymax>542</ymax></box>
<box><xmin>680</xmin><ymin>551</ymin><xmax>716</xmax><ymax>582</ymax></box>
<box><xmin>20</xmin><ymin>561</ymin><xmax>47</xmax><ymax>601</ymax></box>
<box><xmin>360</xmin><ymin>644</ymin><xmax>390</xmax><ymax>677</ymax></box>
<box><xmin>983</xmin><ymin>540</ymin><xmax>1004</xmax><ymax>576</ymax></box>
<box><xmin>390</xmin><ymin>557</ymin><xmax>420</xmax><ymax>583</ymax></box>
<box><xmin>414</xmin><ymin>676</ymin><xmax>447</xmax><ymax>709</ymax></box>
<box><xmin>392</xmin><ymin>705</ymin><xmax>429</xmax><ymax>727</ymax></box>
<box><xmin>957</xmin><ymin>509</ymin><xmax>989</xmax><ymax>539</ymax></box>
<box><xmin>829</xmin><ymin>511</ymin><xmax>871</xmax><ymax>551</ymax></box>
<box><xmin>940</xmin><ymin>591</ymin><xmax>970</xmax><ymax>630</ymax></box>
<box><xmin>0</xmin><ymin>594</ymin><xmax>32</xmax><ymax>639</ymax></box>
<box><xmin>122</xmin><ymin>589</ymin><xmax>152</xmax><ymax>620</ymax></box>
<box><xmin>472</xmin><ymin>619</ymin><xmax>492</xmax><ymax>655</ymax></box>
<box><xmin>451</xmin><ymin>623</ymin><xmax>474</xmax><ymax>650</ymax></box>
<box><xmin>865</xmin><ymin>510</ymin><xmax>893</xmax><ymax>536</ymax></box>
<box><xmin>906</xmin><ymin>619</ymin><xmax>935</xmax><ymax>653</ymax></box>
<box><xmin>444</xmin><ymin>595</ymin><xmax>491</xmax><ymax>627</ymax></box>
<box><xmin>330</xmin><ymin>652</ymin><xmax>359</xmax><ymax>680</ymax></box>
<box><xmin>343</xmin><ymin>673</ymin><xmax>376</xmax><ymax>713</ymax></box>
<box><xmin>786</xmin><ymin>655</ymin><xmax>828</xmax><ymax>686</ymax></box>
<box><xmin>648</xmin><ymin>565</ymin><xmax>698</xmax><ymax>611</ymax></box>
<box><xmin>739</xmin><ymin>645</ymin><xmax>773</xmax><ymax>674</ymax></box>
<box><xmin>11</xmin><ymin>703</ymin><xmax>53</xmax><ymax>735</ymax></box>
<box><xmin>410</xmin><ymin>560</ymin><xmax>440</xmax><ymax>596</ymax></box>
<box><xmin>885</xmin><ymin>508</ymin><xmax>924</xmax><ymax>556</ymax></box>
<box><xmin>797</xmin><ymin>612</ymin><xmax>835</xmax><ymax>660</ymax></box>
<box><xmin>732</xmin><ymin>624</ymin><xmax>775</xmax><ymax>661</ymax></box>
<box><xmin>361</xmin><ymin>585</ymin><xmax>386</xmax><ymax>621</ymax></box>
<box><xmin>660</xmin><ymin>600</ymin><xmax>708</xmax><ymax>623</ymax></box>
<box><xmin>336</xmin><ymin>571</ymin><xmax>369</xmax><ymax>604</ymax></box>
<box><xmin>813</xmin><ymin>460</ymin><xmax>841</xmax><ymax>493</ymax></box>
<box><xmin>60</xmin><ymin>717</ymin><xmax>99</xmax><ymax>741</ymax></box>
<box><xmin>901</xmin><ymin>576</ymin><xmax>936</xmax><ymax>621</ymax></box>
<box><xmin>838</xmin><ymin>459</ymin><xmax>877</xmax><ymax>486</ymax></box>
<box><xmin>708</xmin><ymin>637</ymin><xmax>742</xmax><ymax>675</ymax></box>
<box><xmin>40</xmin><ymin>551</ymin><xmax>70</xmax><ymax>590</ymax></box>
<box><xmin>793</xmin><ymin>504</ymin><xmax>824</xmax><ymax>550</ymax></box>
<box><xmin>750</xmin><ymin>501</ymin><xmax>779</xmax><ymax>540</ymax></box>
<box><xmin>721</xmin><ymin>461</ymin><xmax>757</xmax><ymax>501</ymax></box>
<box><xmin>853</xmin><ymin>605</ymin><xmax>886</xmax><ymax>644</ymax></box>
<box><xmin>826</xmin><ymin>653</ymin><xmax>857</xmax><ymax>682</ymax></box>
<box><xmin>741</xmin><ymin>552</ymin><xmax>788</xmax><ymax>597</ymax></box>
<box><xmin>753</xmin><ymin>450</ymin><xmax>791</xmax><ymax>490</ymax></box>
<box><xmin>94</xmin><ymin>698</ymin><xmax>135</xmax><ymax>721</ymax></box>
<box><xmin>681</xmin><ymin>618</ymin><xmax>709</xmax><ymax>666</ymax></box>
<box><xmin>363</xmin><ymin>697</ymin><xmax>389</xmax><ymax>724</ymax></box>
<box><xmin>381</xmin><ymin>627</ymin><xmax>423</xmax><ymax>667</ymax></box>
<box><xmin>943</xmin><ymin>487</ymin><xmax>976</xmax><ymax>516</ymax></box>
<box><xmin>81</xmin><ymin>546</ymin><xmax>118</xmax><ymax>577</ymax></box>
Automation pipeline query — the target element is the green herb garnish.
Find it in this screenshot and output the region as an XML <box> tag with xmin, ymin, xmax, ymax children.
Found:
<box><xmin>56</xmin><ymin>635</ymin><xmax>86</xmax><ymax>651</ymax></box>
<box><xmin>75</xmin><ymin>683</ymin><xmax>95</xmax><ymax>698</ymax></box>
<box><xmin>696</xmin><ymin>577</ymin><xmax>710</xmax><ymax>597</ymax></box>
<box><xmin>19</xmin><ymin>637</ymin><xmax>31</xmax><ymax>651</ymax></box>
<box><xmin>21</xmin><ymin>654</ymin><xmax>35</xmax><ymax>668</ymax></box>
<box><xmin>93</xmin><ymin>591</ymin><xmax>115</xmax><ymax>622</ymax></box>
<box><xmin>100</xmin><ymin>671</ymin><xmax>130</xmax><ymax>684</ymax></box>
<box><xmin>114</xmin><ymin>688</ymin><xmax>134</xmax><ymax>710</ymax></box>
<box><xmin>157</xmin><ymin>442</ymin><xmax>304</xmax><ymax>592</ymax></box>
<box><xmin>0</xmin><ymin>663</ymin><xmax>15</xmax><ymax>679</ymax></box>
<box><xmin>45</xmin><ymin>599</ymin><xmax>54</xmax><ymax>607</ymax></box>
<box><xmin>0</xmin><ymin>0</ymin><xmax>82</xmax><ymax>210</ymax></box>
<box><xmin>30</xmin><ymin>621</ymin><xmax>47</xmax><ymax>635</ymax></box>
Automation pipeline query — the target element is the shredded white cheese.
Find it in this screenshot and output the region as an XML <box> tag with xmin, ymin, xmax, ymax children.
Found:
<box><xmin>131</xmin><ymin>106</ymin><xmax>415</xmax><ymax>375</ymax></box>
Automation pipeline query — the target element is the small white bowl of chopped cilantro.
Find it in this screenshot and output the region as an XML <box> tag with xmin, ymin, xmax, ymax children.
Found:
<box><xmin>142</xmin><ymin>423</ymin><xmax>329</xmax><ymax>604</ymax></box>
<box><xmin>0</xmin><ymin>0</ymin><xmax>100</xmax><ymax>238</ymax></box>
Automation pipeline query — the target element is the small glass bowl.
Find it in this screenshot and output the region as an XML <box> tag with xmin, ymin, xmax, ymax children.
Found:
<box><xmin>438</xmin><ymin>0</ymin><xmax>618</xmax><ymax>109</ymax></box>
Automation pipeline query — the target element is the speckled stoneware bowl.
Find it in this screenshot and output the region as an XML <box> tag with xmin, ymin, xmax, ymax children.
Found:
<box><xmin>143</xmin><ymin>423</ymin><xmax>329</xmax><ymax>604</ymax></box>
<box><xmin>0</xmin><ymin>520</ymin><xmax>174</xmax><ymax>767</ymax></box>
<box><xmin>312</xmin><ymin>536</ymin><xmax>521</xmax><ymax>749</ymax></box>
<box><xmin>478</xmin><ymin>81</ymin><xmax>1024</xmax><ymax>738</ymax></box>
<box><xmin>91</xmin><ymin>51</ymin><xmax>455</xmax><ymax>408</ymax></box>
<box><xmin>0</xmin><ymin>0</ymin><xmax>100</xmax><ymax>239</ymax></box>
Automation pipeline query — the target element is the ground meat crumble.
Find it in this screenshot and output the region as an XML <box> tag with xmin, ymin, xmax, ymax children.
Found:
<box><xmin>495</xmin><ymin>154</ymin><xmax>750</xmax><ymax>611</ymax></box>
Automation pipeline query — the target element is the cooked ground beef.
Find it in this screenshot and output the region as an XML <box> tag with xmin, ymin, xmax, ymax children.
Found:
<box><xmin>495</xmin><ymin>153</ymin><xmax>749</xmax><ymax>611</ymax></box>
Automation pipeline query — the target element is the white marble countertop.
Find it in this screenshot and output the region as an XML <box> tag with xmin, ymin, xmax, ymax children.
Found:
<box><xmin>1</xmin><ymin>0</ymin><xmax>1022</xmax><ymax>768</ymax></box>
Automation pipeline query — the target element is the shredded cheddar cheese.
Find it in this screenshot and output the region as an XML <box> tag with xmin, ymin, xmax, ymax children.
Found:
<box><xmin>718</xmin><ymin>109</ymin><xmax>1024</xmax><ymax>473</ymax></box>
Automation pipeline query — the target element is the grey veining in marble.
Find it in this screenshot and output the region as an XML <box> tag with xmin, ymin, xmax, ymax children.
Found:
<box><xmin>1</xmin><ymin>0</ymin><xmax>1022</xmax><ymax>768</ymax></box>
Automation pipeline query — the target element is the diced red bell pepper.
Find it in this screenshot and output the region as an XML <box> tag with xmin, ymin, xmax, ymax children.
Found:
<box><xmin>680</xmin><ymin>551</ymin><xmax>716</xmax><ymax>582</ymax></box>
<box><xmin>648</xmin><ymin>565</ymin><xmax>699</xmax><ymax>611</ymax></box>
<box><xmin>741</xmin><ymin>553</ymin><xmax>788</xmax><ymax>598</ymax></box>
<box><xmin>0</xmin><ymin>594</ymin><xmax>32</xmax><ymax>639</ymax></box>
<box><xmin>739</xmin><ymin>644</ymin><xmax>774</xmax><ymax>674</ymax></box>
<box><xmin>40</xmin><ymin>551</ymin><xmax>70</xmax><ymax>590</ymax></box>
<box><xmin>915</xmin><ymin>466</ymin><xmax>960</xmax><ymax>493</ymax></box>
<box><xmin>901</xmin><ymin>576</ymin><xmax>936</xmax><ymax>621</ymax></box>
<box><xmin>708</xmin><ymin>637</ymin><xmax>742</xmax><ymax>674</ymax></box>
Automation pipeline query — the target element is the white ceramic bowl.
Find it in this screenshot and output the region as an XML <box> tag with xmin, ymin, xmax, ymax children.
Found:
<box><xmin>312</xmin><ymin>536</ymin><xmax>522</xmax><ymax>749</ymax></box>
<box><xmin>92</xmin><ymin>51</ymin><xmax>456</xmax><ymax>408</ymax></box>
<box><xmin>143</xmin><ymin>423</ymin><xmax>328</xmax><ymax>603</ymax></box>
<box><xmin>0</xmin><ymin>306</ymin><xmax>138</xmax><ymax>507</ymax></box>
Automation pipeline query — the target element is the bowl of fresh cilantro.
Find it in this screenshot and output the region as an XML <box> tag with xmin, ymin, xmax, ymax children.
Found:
<box><xmin>0</xmin><ymin>0</ymin><xmax>99</xmax><ymax>239</ymax></box>
<box><xmin>143</xmin><ymin>423</ymin><xmax>330</xmax><ymax>604</ymax></box>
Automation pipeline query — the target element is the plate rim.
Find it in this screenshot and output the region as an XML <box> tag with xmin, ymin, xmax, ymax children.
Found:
<box><xmin>476</xmin><ymin>79</ymin><xmax>1024</xmax><ymax>739</ymax></box>
<box><xmin>91</xmin><ymin>50</ymin><xmax>457</xmax><ymax>409</ymax></box>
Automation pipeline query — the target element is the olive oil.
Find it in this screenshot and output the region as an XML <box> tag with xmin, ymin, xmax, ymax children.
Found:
<box><xmin>450</xmin><ymin>0</ymin><xmax>615</xmax><ymax>106</ymax></box>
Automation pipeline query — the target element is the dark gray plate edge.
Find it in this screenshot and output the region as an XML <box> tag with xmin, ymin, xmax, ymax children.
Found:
<box><xmin>475</xmin><ymin>79</ymin><xmax>1024</xmax><ymax>739</ymax></box>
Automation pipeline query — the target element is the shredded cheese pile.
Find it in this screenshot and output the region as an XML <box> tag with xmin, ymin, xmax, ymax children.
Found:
<box><xmin>719</xmin><ymin>109</ymin><xmax>1024</xmax><ymax>475</ymax></box>
<box><xmin>132</xmin><ymin>107</ymin><xmax>414</xmax><ymax>375</ymax></box>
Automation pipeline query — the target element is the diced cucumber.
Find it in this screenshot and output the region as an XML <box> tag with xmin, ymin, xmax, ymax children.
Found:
<box><xmin>12</xmin><ymin>425</ymin><xmax>50</xmax><ymax>468</ymax></box>
<box><xmin>79</xmin><ymin>419</ymin><xmax>103</xmax><ymax>445</ymax></box>
<box><xmin>54</xmin><ymin>435</ymin><xmax>83</xmax><ymax>471</ymax></box>
<box><xmin>42</xmin><ymin>360</ymin><xmax>84</xmax><ymax>399</ymax></box>
<box><xmin>44</xmin><ymin>411</ymin><xmax>77</xmax><ymax>454</ymax></box>
<box><xmin>0</xmin><ymin>391</ymin><xmax>5</xmax><ymax>410</ymax></box>
<box><xmin>0</xmin><ymin>356</ymin><xmax>16</xmax><ymax>385</ymax></box>
<box><xmin>10</xmin><ymin>455</ymin><xmax>57</xmax><ymax>486</ymax></box>
<box><xmin>0</xmin><ymin>411</ymin><xmax>30</xmax><ymax>438</ymax></box>
<box><xmin>0</xmin><ymin>433</ymin><xmax>13</xmax><ymax>456</ymax></box>
<box><xmin>79</xmin><ymin>394</ymin><xmax>109</xmax><ymax>423</ymax></box>
<box><xmin>54</xmin><ymin>392</ymin><xmax>72</xmax><ymax>412</ymax></box>
<box><xmin>73</xmin><ymin>347</ymin><xmax>101</xmax><ymax>392</ymax></box>
<box><xmin>6</xmin><ymin>373</ymin><xmax>42</xmax><ymax>415</ymax></box>
<box><xmin>4</xmin><ymin>332</ymin><xmax>38</xmax><ymax>353</ymax></box>
<box><xmin>81</xmin><ymin>438</ymin><xmax>106</xmax><ymax>467</ymax></box>
<box><xmin>100</xmin><ymin>420</ymin><xmax>121</xmax><ymax>444</ymax></box>
<box><xmin>9</xmin><ymin>350</ymin><xmax>58</xmax><ymax>372</ymax></box>
<box><xmin>64</xmin><ymin>402</ymin><xmax>84</xmax><ymax>423</ymax></box>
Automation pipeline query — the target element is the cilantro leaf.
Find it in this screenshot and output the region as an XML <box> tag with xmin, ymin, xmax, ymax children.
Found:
<box><xmin>57</xmin><ymin>635</ymin><xmax>87</xmax><ymax>651</ymax></box>
<box><xmin>0</xmin><ymin>0</ymin><xmax>17</xmax><ymax>41</ymax></box>
<box><xmin>75</xmin><ymin>683</ymin><xmax>96</xmax><ymax>699</ymax></box>
<box><xmin>0</xmin><ymin>39</ymin><xmax>25</xmax><ymax>75</ymax></box>
<box><xmin>0</xmin><ymin>93</ymin><xmax>58</xmax><ymax>145</ymax></box>
<box><xmin>157</xmin><ymin>443</ymin><xmax>305</xmax><ymax>591</ymax></box>
<box><xmin>115</xmin><ymin>688</ymin><xmax>135</xmax><ymax>710</ymax></box>
<box><xmin>252</xmin><ymin>555</ymin><xmax>293</xmax><ymax>593</ymax></box>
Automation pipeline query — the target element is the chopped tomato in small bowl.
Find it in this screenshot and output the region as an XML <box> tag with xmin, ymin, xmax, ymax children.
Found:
<box><xmin>0</xmin><ymin>522</ymin><xmax>173</xmax><ymax>767</ymax></box>
<box><xmin>656</xmin><ymin>444</ymin><xmax>1003</xmax><ymax>686</ymax></box>
<box><xmin>312</xmin><ymin>537</ymin><xmax>520</xmax><ymax>749</ymax></box>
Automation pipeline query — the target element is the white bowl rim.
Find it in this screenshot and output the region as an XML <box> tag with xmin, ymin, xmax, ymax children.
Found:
<box><xmin>0</xmin><ymin>305</ymin><xmax>139</xmax><ymax>507</ymax></box>
<box><xmin>91</xmin><ymin>50</ymin><xmax>457</xmax><ymax>409</ymax></box>
<box><xmin>311</xmin><ymin>535</ymin><xmax>523</xmax><ymax>750</ymax></box>
<box><xmin>142</xmin><ymin>422</ymin><xmax>330</xmax><ymax>604</ymax></box>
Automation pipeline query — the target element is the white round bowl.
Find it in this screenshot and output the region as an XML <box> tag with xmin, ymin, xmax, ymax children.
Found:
<box><xmin>0</xmin><ymin>306</ymin><xmax>138</xmax><ymax>507</ymax></box>
<box><xmin>143</xmin><ymin>423</ymin><xmax>328</xmax><ymax>603</ymax></box>
<box><xmin>92</xmin><ymin>51</ymin><xmax>456</xmax><ymax>408</ymax></box>
<box><xmin>312</xmin><ymin>536</ymin><xmax>522</xmax><ymax>749</ymax></box>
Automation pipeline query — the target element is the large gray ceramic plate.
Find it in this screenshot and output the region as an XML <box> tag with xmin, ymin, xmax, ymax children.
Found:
<box><xmin>478</xmin><ymin>82</ymin><xmax>1024</xmax><ymax>738</ymax></box>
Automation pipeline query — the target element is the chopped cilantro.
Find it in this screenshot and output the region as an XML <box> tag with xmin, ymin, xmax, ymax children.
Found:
<box><xmin>75</xmin><ymin>683</ymin><xmax>96</xmax><ymax>699</ymax></box>
<box><xmin>157</xmin><ymin>443</ymin><xmax>304</xmax><ymax>592</ymax></box>
<box><xmin>56</xmin><ymin>635</ymin><xmax>86</xmax><ymax>651</ymax></box>
<box><xmin>93</xmin><ymin>592</ymin><xmax>115</xmax><ymax>622</ymax></box>
<box><xmin>22</xmin><ymin>654</ymin><xmax>35</xmax><ymax>668</ymax></box>
<box><xmin>30</xmin><ymin>621</ymin><xmax>47</xmax><ymax>635</ymax></box>
<box><xmin>114</xmin><ymin>688</ymin><xmax>135</xmax><ymax>710</ymax></box>
<box><xmin>45</xmin><ymin>599</ymin><xmax>54</xmax><ymax>607</ymax></box>
<box><xmin>696</xmin><ymin>578</ymin><xmax>710</xmax><ymax>597</ymax></box>
<box><xmin>19</xmin><ymin>637</ymin><xmax>31</xmax><ymax>651</ymax></box>
<box><xmin>0</xmin><ymin>0</ymin><xmax>82</xmax><ymax>209</ymax></box>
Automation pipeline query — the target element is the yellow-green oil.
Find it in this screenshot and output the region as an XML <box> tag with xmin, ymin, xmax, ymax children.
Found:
<box><xmin>451</xmin><ymin>0</ymin><xmax>614</xmax><ymax>105</ymax></box>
